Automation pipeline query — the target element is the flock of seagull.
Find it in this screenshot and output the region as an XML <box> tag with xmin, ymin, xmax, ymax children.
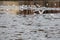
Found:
<box><xmin>0</xmin><ymin>4</ymin><xmax>60</xmax><ymax>14</ymax></box>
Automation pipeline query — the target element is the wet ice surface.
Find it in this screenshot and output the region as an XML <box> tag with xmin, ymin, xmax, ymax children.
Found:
<box><xmin>0</xmin><ymin>13</ymin><xmax>60</xmax><ymax>40</ymax></box>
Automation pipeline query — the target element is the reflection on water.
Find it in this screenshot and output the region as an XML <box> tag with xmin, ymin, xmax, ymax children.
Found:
<box><xmin>0</xmin><ymin>13</ymin><xmax>60</xmax><ymax>40</ymax></box>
